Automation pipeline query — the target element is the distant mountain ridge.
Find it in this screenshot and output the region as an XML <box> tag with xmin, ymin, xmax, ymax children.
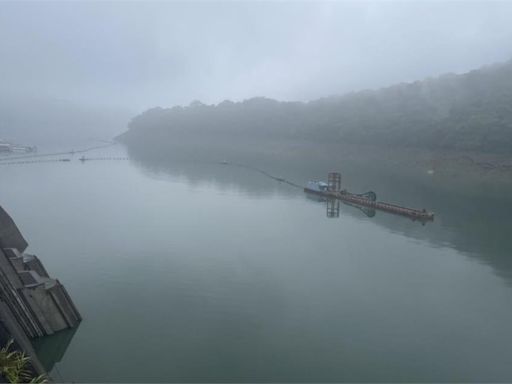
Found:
<box><xmin>119</xmin><ymin>59</ymin><xmax>512</xmax><ymax>154</ymax></box>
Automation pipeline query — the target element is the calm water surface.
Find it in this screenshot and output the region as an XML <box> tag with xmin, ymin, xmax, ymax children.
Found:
<box><xmin>1</xmin><ymin>146</ymin><xmax>512</xmax><ymax>382</ymax></box>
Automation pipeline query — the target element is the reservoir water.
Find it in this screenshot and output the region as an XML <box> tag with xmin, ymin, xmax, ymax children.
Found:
<box><xmin>1</xmin><ymin>145</ymin><xmax>512</xmax><ymax>382</ymax></box>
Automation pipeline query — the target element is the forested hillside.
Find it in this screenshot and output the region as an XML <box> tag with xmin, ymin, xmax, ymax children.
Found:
<box><xmin>119</xmin><ymin>59</ymin><xmax>512</xmax><ymax>154</ymax></box>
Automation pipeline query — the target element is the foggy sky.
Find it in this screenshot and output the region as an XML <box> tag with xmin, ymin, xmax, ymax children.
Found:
<box><xmin>2</xmin><ymin>1</ymin><xmax>512</xmax><ymax>111</ymax></box>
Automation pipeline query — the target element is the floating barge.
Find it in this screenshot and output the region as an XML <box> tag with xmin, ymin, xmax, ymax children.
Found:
<box><xmin>305</xmin><ymin>173</ymin><xmax>434</xmax><ymax>222</ymax></box>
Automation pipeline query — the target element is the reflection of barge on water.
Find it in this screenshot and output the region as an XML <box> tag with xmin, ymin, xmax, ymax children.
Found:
<box><xmin>305</xmin><ymin>173</ymin><xmax>434</xmax><ymax>222</ymax></box>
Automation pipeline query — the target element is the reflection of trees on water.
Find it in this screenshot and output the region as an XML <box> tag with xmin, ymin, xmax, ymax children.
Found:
<box><xmin>125</xmin><ymin>144</ymin><xmax>512</xmax><ymax>286</ymax></box>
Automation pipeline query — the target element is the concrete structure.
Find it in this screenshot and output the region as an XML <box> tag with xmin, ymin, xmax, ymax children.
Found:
<box><xmin>0</xmin><ymin>205</ymin><xmax>81</xmax><ymax>376</ymax></box>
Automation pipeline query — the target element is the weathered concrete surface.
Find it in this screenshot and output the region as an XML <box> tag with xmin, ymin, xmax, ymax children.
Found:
<box><xmin>0</xmin><ymin>205</ymin><xmax>81</xmax><ymax>379</ymax></box>
<box><xmin>0</xmin><ymin>206</ymin><xmax>28</xmax><ymax>252</ymax></box>
<box><xmin>23</xmin><ymin>255</ymin><xmax>49</xmax><ymax>278</ymax></box>
<box><xmin>32</xmin><ymin>326</ymin><xmax>78</xmax><ymax>373</ymax></box>
<box><xmin>0</xmin><ymin>301</ymin><xmax>46</xmax><ymax>376</ymax></box>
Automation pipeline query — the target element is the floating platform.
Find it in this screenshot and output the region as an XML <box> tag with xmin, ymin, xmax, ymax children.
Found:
<box><xmin>304</xmin><ymin>173</ymin><xmax>434</xmax><ymax>222</ymax></box>
<box><xmin>305</xmin><ymin>188</ymin><xmax>434</xmax><ymax>221</ymax></box>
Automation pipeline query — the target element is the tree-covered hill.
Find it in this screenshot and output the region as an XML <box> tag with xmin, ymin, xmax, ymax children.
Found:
<box><xmin>119</xmin><ymin>59</ymin><xmax>512</xmax><ymax>154</ymax></box>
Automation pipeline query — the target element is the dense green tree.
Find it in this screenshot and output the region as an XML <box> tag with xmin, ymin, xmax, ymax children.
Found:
<box><xmin>119</xmin><ymin>59</ymin><xmax>512</xmax><ymax>155</ymax></box>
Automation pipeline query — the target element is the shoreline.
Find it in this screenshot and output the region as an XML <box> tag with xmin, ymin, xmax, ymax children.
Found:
<box><xmin>121</xmin><ymin>138</ymin><xmax>512</xmax><ymax>196</ymax></box>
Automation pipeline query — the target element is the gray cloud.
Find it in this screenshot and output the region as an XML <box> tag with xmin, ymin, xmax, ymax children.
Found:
<box><xmin>1</xmin><ymin>1</ymin><xmax>512</xmax><ymax>111</ymax></box>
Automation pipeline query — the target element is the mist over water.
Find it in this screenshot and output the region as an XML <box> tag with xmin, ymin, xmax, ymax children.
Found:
<box><xmin>2</xmin><ymin>1</ymin><xmax>512</xmax><ymax>382</ymax></box>
<box><xmin>1</xmin><ymin>144</ymin><xmax>512</xmax><ymax>382</ymax></box>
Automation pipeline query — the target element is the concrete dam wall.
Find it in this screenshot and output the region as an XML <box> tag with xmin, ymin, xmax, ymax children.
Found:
<box><xmin>0</xmin><ymin>205</ymin><xmax>81</xmax><ymax>374</ymax></box>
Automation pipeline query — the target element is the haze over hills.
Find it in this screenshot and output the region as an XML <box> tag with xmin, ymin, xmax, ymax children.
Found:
<box><xmin>119</xmin><ymin>59</ymin><xmax>512</xmax><ymax>155</ymax></box>
<box><xmin>0</xmin><ymin>95</ymin><xmax>133</xmax><ymax>148</ymax></box>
